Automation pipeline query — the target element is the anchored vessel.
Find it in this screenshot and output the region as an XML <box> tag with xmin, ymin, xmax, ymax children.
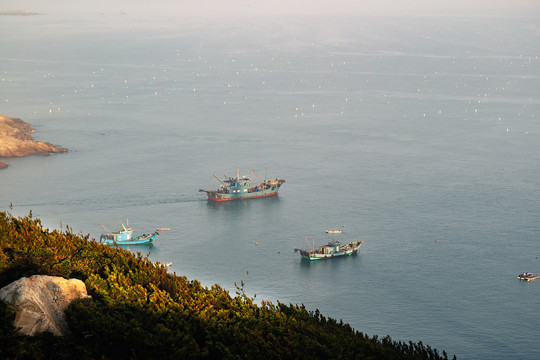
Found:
<box><xmin>99</xmin><ymin>222</ymin><xmax>161</xmax><ymax>245</ymax></box>
<box><xmin>199</xmin><ymin>169</ymin><xmax>285</xmax><ymax>202</ymax></box>
<box><xmin>325</xmin><ymin>225</ymin><xmax>345</xmax><ymax>234</ymax></box>
<box><xmin>518</xmin><ymin>272</ymin><xmax>540</xmax><ymax>281</ymax></box>
<box><xmin>325</xmin><ymin>229</ymin><xmax>343</xmax><ymax>234</ymax></box>
<box><xmin>295</xmin><ymin>238</ymin><xmax>364</xmax><ymax>261</ymax></box>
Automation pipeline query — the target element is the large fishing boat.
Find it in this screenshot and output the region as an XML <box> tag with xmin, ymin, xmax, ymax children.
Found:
<box><xmin>99</xmin><ymin>222</ymin><xmax>162</xmax><ymax>245</ymax></box>
<box><xmin>295</xmin><ymin>238</ymin><xmax>364</xmax><ymax>261</ymax></box>
<box><xmin>199</xmin><ymin>169</ymin><xmax>285</xmax><ymax>202</ymax></box>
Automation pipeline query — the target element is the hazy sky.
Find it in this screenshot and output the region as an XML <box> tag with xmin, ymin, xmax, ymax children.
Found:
<box><xmin>2</xmin><ymin>0</ymin><xmax>540</xmax><ymax>17</ymax></box>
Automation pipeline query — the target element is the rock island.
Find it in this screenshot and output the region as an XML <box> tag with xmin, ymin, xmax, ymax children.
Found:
<box><xmin>0</xmin><ymin>114</ymin><xmax>68</xmax><ymax>169</ymax></box>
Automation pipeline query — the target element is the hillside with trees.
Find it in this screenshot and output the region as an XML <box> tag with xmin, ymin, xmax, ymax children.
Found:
<box><xmin>0</xmin><ymin>211</ymin><xmax>454</xmax><ymax>359</ymax></box>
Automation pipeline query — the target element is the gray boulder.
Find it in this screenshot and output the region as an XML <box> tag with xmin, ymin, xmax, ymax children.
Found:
<box><xmin>0</xmin><ymin>275</ymin><xmax>90</xmax><ymax>336</ymax></box>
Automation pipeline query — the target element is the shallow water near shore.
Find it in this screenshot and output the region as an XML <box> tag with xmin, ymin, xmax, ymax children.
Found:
<box><xmin>1</xmin><ymin>12</ymin><xmax>540</xmax><ymax>359</ymax></box>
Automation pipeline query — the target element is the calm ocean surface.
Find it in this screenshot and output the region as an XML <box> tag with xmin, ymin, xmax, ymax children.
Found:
<box><xmin>1</xmin><ymin>12</ymin><xmax>539</xmax><ymax>359</ymax></box>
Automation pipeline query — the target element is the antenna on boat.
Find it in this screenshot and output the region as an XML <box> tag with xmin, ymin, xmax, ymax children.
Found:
<box><xmin>237</xmin><ymin>168</ymin><xmax>240</xmax><ymax>180</ymax></box>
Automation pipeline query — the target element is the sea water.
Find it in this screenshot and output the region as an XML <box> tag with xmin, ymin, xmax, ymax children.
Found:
<box><xmin>1</xmin><ymin>13</ymin><xmax>539</xmax><ymax>359</ymax></box>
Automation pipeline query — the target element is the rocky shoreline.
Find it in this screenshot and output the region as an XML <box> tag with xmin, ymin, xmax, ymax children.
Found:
<box><xmin>0</xmin><ymin>114</ymin><xmax>68</xmax><ymax>169</ymax></box>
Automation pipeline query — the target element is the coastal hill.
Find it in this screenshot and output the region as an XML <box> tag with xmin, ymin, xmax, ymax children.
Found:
<box><xmin>0</xmin><ymin>114</ymin><xmax>68</xmax><ymax>169</ymax></box>
<box><xmin>0</xmin><ymin>211</ymin><xmax>455</xmax><ymax>359</ymax></box>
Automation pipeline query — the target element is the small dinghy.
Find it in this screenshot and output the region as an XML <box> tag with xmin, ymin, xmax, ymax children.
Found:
<box><xmin>517</xmin><ymin>272</ymin><xmax>540</xmax><ymax>281</ymax></box>
<box><xmin>325</xmin><ymin>229</ymin><xmax>342</xmax><ymax>234</ymax></box>
<box><xmin>325</xmin><ymin>225</ymin><xmax>345</xmax><ymax>234</ymax></box>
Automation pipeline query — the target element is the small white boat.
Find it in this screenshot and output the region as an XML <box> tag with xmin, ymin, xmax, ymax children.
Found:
<box><xmin>325</xmin><ymin>229</ymin><xmax>342</xmax><ymax>234</ymax></box>
<box><xmin>326</xmin><ymin>225</ymin><xmax>345</xmax><ymax>234</ymax></box>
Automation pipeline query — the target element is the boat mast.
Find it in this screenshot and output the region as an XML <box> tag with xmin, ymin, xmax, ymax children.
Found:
<box><xmin>252</xmin><ymin>169</ymin><xmax>261</xmax><ymax>183</ymax></box>
<box><xmin>100</xmin><ymin>224</ymin><xmax>113</xmax><ymax>235</ymax></box>
<box><xmin>304</xmin><ymin>237</ymin><xmax>315</xmax><ymax>252</ymax></box>
<box><xmin>213</xmin><ymin>174</ymin><xmax>225</xmax><ymax>186</ymax></box>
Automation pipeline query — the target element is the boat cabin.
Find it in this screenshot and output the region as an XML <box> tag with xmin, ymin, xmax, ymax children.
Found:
<box><xmin>322</xmin><ymin>240</ymin><xmax>341</xmax><ymax>254</ymax></box>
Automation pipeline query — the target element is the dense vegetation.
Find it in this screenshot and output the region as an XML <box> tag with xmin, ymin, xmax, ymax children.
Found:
<box><xmin>0</xmin><ymin>211</ymin><xmax>454</xmax><ymax>359</ymax></box>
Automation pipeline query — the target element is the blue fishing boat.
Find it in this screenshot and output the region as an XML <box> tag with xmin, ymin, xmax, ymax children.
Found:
<box><xmin>199</xmin><ymin>169</ymin><xmax>285</xmax><ymax>202</ymax></box>
<box><xmin>99</xmin><ymin>222</ymin><xmax>160</xmax><ymax>245</ymax></box>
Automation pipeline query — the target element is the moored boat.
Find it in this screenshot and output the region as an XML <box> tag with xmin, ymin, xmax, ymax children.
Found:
<box><xmin>99</xmin><ymin>222</ymin><xmax>162</xmax><ymax>245</ymax></box>
<box><xmin>199</xmin><ymin>169</ymin><xmax>285</xmax><ymax>202</ymax></box>
<box><xmin>326</xmin><ymin>225</ymin><xmax>345</xmax><ymax>234</ymax></box>
<box><xmin>517</xmin><ymin>272</ymin><xmax>540</xmax><ymax>281</ymax></box>
<box><xmin>100</xmin><ymin>231</ymin><xmax>159</xmax><ymax>245</ymax></box>
<box><xmin>294</xmin><ymin>238</ymin><xmax>364</xmax><ymax>261</ymax></box>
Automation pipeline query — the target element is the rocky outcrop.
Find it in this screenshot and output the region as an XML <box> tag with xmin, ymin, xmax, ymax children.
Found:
<box><xmin>0</xmin><ymin>275</ymin><xmax>90</xmax><ymax>336</ymax></box>
<box><xmin>0</xmin><ymin>114</ymin><xmax>68</xmax><ymax>169</ymax></box>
